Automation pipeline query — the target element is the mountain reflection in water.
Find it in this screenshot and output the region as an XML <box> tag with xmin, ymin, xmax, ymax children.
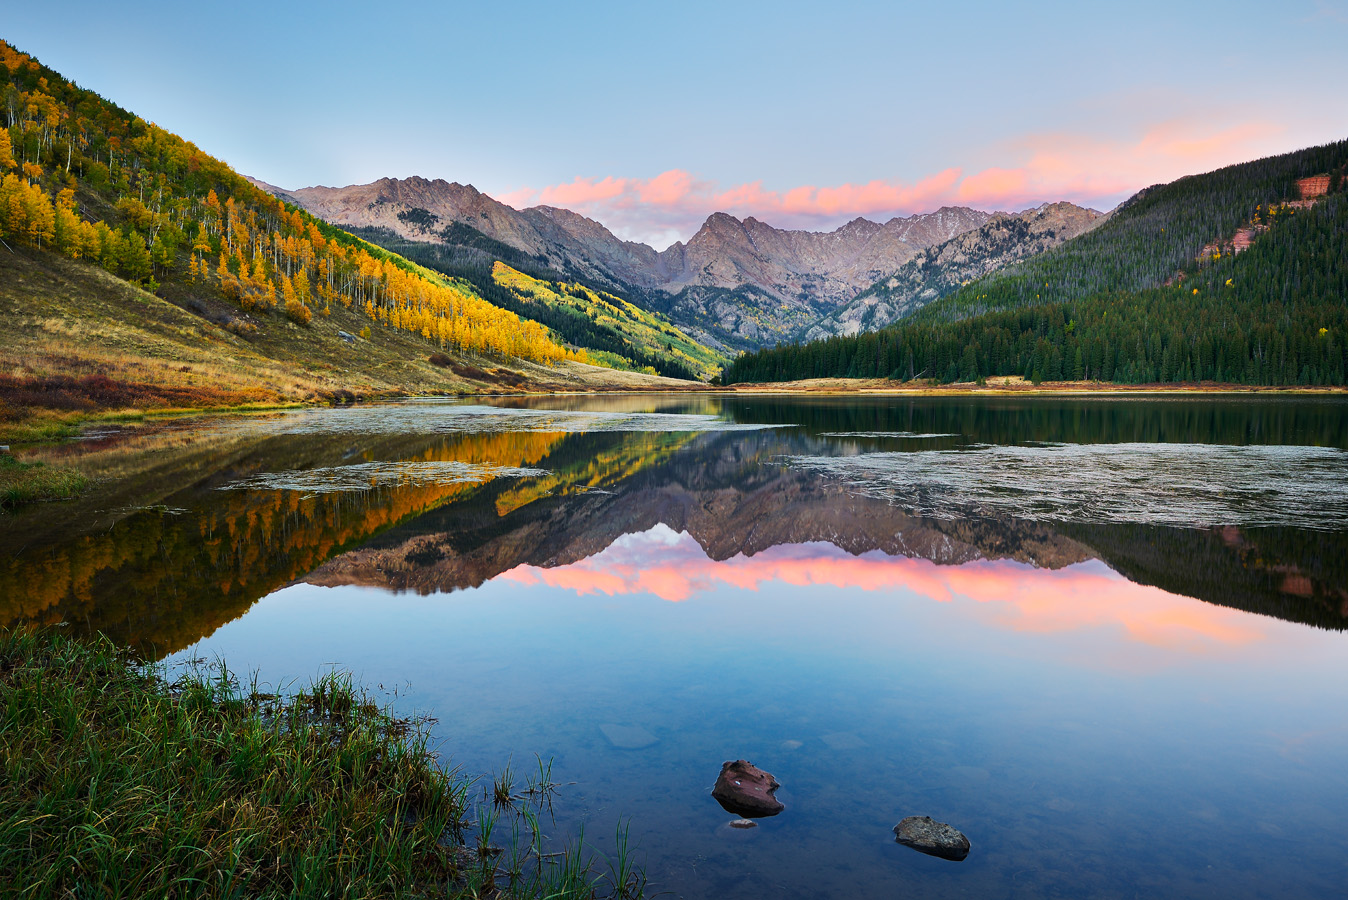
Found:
<box><xmin>2</xmin><ymin>398</ymin><xmax>1346</xmax><ymax>659</ymax></box>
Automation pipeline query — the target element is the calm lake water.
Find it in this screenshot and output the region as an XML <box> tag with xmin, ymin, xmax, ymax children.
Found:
<box><xmin>4</xmin><ymin>395</ymin><xmax>1347</xmax><ymax>898</ymax></box>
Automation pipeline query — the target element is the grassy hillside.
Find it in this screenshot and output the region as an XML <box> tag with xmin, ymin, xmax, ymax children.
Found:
<box><xmin>345</xmin><ymin>224</ymin><xmax>726</xmax><ymax>379</ymax></box>
<box><xmin>0</xmin><ymin>38</ymin><xmax>683</xmax><ymax>431</ymax></box>
<box><xmin>724</xmin><ymin>140</ymin><xmax>1348</xmax><ymax>386</ymax></box>
<box><xmin>489</xmin><ymin>263</ymin><xmax>726</xmax><ymax>379</ymax></box>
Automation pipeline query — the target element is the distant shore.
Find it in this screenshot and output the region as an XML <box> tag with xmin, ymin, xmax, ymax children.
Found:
<box><xmin>717</xmin><ymin>375</ymin><xmax>1348</xmax><ymax>395</ymax></box>
<box><xmin>6</xmin><ymin>374</ymin><xmax>1344</xmax><ymax>445</ymax></box>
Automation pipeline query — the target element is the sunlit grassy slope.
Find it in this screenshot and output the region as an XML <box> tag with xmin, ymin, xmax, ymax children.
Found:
<box><xmin>491</xmin><ymin>263</ymin><xmax>727</xmax><ymax>380</ymax></box>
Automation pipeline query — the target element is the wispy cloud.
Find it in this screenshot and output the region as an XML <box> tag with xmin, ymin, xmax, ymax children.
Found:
<box><xmin>1305</xmin><ymin>0</ymin><xmax>1348</xmax><ymax>24</ymax></box>
<box><xmin>487</xmin><ymin>120</ymin><xmax>1290</xmax><ymax>248</ymax></box>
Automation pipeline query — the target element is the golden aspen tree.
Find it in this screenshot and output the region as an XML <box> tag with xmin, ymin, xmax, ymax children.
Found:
<box><xmin>22</xmin><ymin>184</ymin><xmax>55</xmax><ymax>248</ymax></box>
<box><xmin>293</xmin><ymin>268</ymin><xmax>310</xmax><ymax>304</ymax></box>
<box><xmin>192</xmin><ymin>223</ymin><xmax>211</xmax><ymax>260</ymax></box>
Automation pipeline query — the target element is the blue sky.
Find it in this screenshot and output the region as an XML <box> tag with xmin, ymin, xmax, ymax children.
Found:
<box><xmin>8</xmin><ymin>1</ymin><xmax>1347</xmax><ymax>246</ymax></box>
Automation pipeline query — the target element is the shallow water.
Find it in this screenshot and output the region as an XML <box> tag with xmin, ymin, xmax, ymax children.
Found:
<box><xmin>4</xmin><ymin>395</ymin><xmax>1347</xmax><ymax>898</ymax></box>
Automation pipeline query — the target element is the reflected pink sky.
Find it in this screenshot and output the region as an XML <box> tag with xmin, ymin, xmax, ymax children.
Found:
<box><xmin>499</xmin><ymin>525</ymin><xmax>1285</xmax><ymax>656</ymax></box>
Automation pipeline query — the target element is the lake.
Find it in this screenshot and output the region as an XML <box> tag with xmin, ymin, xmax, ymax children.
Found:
<box><xmin>3</xmin><ymin>394</ymin><xmax>1346</xmax><ymax>899</ymax></box>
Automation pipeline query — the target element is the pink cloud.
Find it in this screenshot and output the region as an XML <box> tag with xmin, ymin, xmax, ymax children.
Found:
<box><xmin>485</xmin><ymin>120</ymin><xmax>1297</xmax><ymax>248</ymax></box>
<box><xmin>637</xmin><ymin>169</ymin><xmax>695</xmax><ymax>205</ymax></box>
<box><xmin>537</xmin><ymin>175</ymin><xmax>630</xmax><ymax>208</ymax></box>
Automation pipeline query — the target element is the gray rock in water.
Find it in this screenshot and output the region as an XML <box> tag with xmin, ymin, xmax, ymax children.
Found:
<box><xmin>893</xmin><ymin>815</ymin><xmax>970</xmax><ymax>861</ymax></box>
<box><xmin>727</xmin><ymin>818</ymin><xmax>757</xmax><ymax>829</ymax></box>
<box><xmin>711</xmin><ymin>759</ymin><xmax>784</xmax><ymax>817</ymax></box>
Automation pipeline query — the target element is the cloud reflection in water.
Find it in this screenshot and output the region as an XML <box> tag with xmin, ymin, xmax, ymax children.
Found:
<box><xmin>499</xmin><ymin>524</ymin><xmax>1276</xmax><ymax>656</ymax></box>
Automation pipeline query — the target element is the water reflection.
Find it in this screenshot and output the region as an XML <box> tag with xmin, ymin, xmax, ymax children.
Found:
<box><xmin>500</xmin><ymin>525</ymin><xmax>1276</xmax><ymax>658</ymax></box>
<box><xmin>3</xmin><ymin>400</ymin><xmax>1346</xmax><ymax>660</ymax></box>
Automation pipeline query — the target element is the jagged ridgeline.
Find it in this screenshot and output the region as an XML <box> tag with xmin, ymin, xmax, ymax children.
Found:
<box><xmin>725</xmin><ymin>139</ymin><xmax>1348</xmax><ymax>386</ymax></box>
<box><xmin>346</xmin><ymin>223</ymin><xmax>727</xmax><ymax>380</ymax></box>
<box><xmin>0</xmin><ymin>40</ymin><xmax>577</xmax><ymax>366</ymax></box>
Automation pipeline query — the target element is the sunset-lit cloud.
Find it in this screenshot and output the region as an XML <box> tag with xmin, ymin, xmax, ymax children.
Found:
<box><xmin>496</xmin><ymin>526</ymin><xmax>1276</xmax><ymax>656</ymax></box>
<box><xmin>487</xmin><ymin>120</ymin><xmax>1294</xmax><ymax>248</ymax></box>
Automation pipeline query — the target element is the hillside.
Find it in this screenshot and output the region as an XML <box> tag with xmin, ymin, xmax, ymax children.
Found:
<box><xmin>917</xmin><ymin>139</ymin><xmax>1348</xmax><ymax>324</ymax></box>
<box><xmin>337</xmin><ymin>225</ymin><xmax>727</xmax><ymax>379</ymax></box>
<box><xmin>257</xmin><ymin>176</ymin><xmax>994</xmax><ymax>348</ymax></box>
<box><xmin>0</xmin><ymin>245</ymin><xmax>695</xmax><ymax>437</ymax></box>
<box><xmin>487</xmin><ymin>263</ymin><xmax>726</xmax><ymax>379</ymax></box>
<box><xmin>723</xmin><ymin>140</ymin><xmax>1348</xmax><ymax>386</ymax></box>
<box><xmin>0</xmin><ymin>38</ymin><xmax>688</xmax><ymax>434</ymax></box>
<box><xmin>803</xmin><ymin>202</ymin><xmax>1104</xmax><ymax>340</ymax></box>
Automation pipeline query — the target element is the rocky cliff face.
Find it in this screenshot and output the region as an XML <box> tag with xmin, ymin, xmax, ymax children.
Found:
<box><xmin>251</xmin><ymin>176</ymin><xmax>995</xmax><ymax>347</ymax></box>
<box><xmin>656</xmin><ymin>207</ymin><xmax>991</xmax><ymax>303</ymax></box>
<box><xmin>249</xmin><ymin>176</ymin><xmax>664</xmax><ymax>289</ymax></box>
<box><xmin>804</xmin><ymin>202</ymin><xmax>1105</xmax><ymax>340</ymax></box>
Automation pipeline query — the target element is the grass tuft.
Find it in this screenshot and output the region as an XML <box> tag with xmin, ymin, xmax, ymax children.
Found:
<box><xmin>0</xmin><ymin>453</ymin><xmax>89</xmax><ymax>510</ymax></box>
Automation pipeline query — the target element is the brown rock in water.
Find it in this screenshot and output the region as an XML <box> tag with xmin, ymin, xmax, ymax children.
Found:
<box><xmin>711</xmin><ymin>760</ymin><xmax>784</xmax><ymax>817</ymax></box>
<box><xmin>893</xmin><ymin>815</ymin><xmax>970</xmax><ymax>861</ymax></box>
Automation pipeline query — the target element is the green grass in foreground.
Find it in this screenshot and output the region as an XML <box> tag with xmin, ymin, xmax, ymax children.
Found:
<box><xmin>0</xmin><ymin>630</ymin><xmax>642</xmax><ymax>899</ymax></box>
<box><xmin>0</xmin><ymin>453</ymin><xmax>89</xmax><ymax>510</ymax></box>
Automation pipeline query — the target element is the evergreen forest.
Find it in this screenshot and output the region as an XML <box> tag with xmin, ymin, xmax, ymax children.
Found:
<box><xmin>724</xmin><ymin>140</ymin><xmax>1348</xmax><ymax>386</ymax></box>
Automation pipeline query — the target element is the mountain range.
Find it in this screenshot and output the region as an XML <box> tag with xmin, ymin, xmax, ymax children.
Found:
<box><xmin>803</xmin><ymin>201</ymin><xmax>1105</xmax><ymax>340</ymax></box>
<box><xmin>251</xmin><ymin>175</ymin><xmax>1099</xmax><ymax>349</ymax></box>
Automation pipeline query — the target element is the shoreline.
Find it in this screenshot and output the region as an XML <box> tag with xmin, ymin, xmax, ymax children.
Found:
<box><xmin>0</xmin><ymin>629</ymin><xmax>630</xmax><ymax>899</ymax></box>
<box><xmin>6</xmin><ymin>378</ymin><xmax>1344</xmax><ymax>443</ymax></box>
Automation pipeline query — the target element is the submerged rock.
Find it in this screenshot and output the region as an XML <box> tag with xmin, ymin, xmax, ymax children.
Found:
<box><xmin>727</xmin><ymin>818</ymin><xmax>757</xmax><ymax>829</ymax></box>
<box><xmin>599</xmin><ymin>723</ymin><xmax>657</xmax><ymax>749</ymax></box>
<box><xmin>821</xmin><ymin>731</ymin><xmax>866</xmax><ymax>750</ymax></box>
<box><xmin>714</xmin><ymin>819</ymin><xmax>760</xmax><ymax>841</ymax></box>
<box><xmin>893</xmin><ymin>815</ymin><xmax>970</xmax><ymax>861</ymax></box>
<box><xmin>711</xmin><ymin>759</ymin><xmax>784</xmax><ymax>817</ymax></box>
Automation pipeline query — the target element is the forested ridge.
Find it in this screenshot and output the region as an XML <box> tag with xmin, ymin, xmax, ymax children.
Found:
<box><xmin>347</xmin><ymin>223</ymin><xmax>721</xmax><ymax>380</ymax></box>
<box><xmin>725</xmin><ymin>140</ymin><xmax>1348</xmax><ymax>386</ymax></box>
<box><xmin>0</xmin><ymin>40</ymin><xmax>577</xmax><ymax>366</ymax></box>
